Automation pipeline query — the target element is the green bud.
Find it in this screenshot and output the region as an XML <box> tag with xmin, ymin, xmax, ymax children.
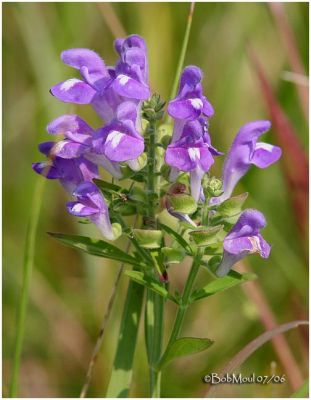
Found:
<box><xmin>206</xmin><ymin>177</ymin><xmax>223</xmax><ymax>197</ymax></box>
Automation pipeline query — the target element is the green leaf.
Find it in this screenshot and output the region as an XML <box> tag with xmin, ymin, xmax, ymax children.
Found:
<box><xmin>106</xmin><ymin>278</ymin><xmax>144</xmax><ymax>397</ymax></box>
<box><xmin>189</xmin><ymin>225</ymin><xmax>224</xmax><ymax>246</ymax></box>
<box><xmin>161</xmin><ymin>247</ymin><xmax>185</xmax><ymax>264</ymax></box>
<box><xmin>133</xmin><ymin>229</ymin><xmax>163</xmax><ymax>249</ymax></box>
<box><xmin>94</xmin><ymin>179</ymin><xmax>128</xmax><ymax>196</ymax></box>
<box><xmin>215</xmin><ymin>192</ymin><xmax>248</xmax><ymax>217</ymax></box>
<box><xmin>190</xmin><ymin>271</ymin><xmax>257</xmax><ymax>303</ymax></box>
<box><xmin>48</xmin><ymin>233</ymin><xmax>143</xmax><ymax>267</ymax></box>
<box><xmin>158</xmin><ymin>337</ymin><xmax>214</xmax><ymax>369</ymax></box>
<box><xmin>168</xmin><ymin>193</ymin><xmax>197</xmax><ymax>214</ymax></box>
<box><xmin>159</xmin><ymin>223</ymin><xmax>193</xmax><ymax>255</ymax></box>
<box><xmin>125</xmin><ymin>270</ymin><xmax>178</xmax><ymax>304</ymax></box>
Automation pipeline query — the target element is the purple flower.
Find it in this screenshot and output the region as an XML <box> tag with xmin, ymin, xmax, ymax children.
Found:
<box><xmin>168</xmin><ymin>66</ymin><xmax>214</xmax><ymax>142</ymax></box>
<box><xmin>165</xmin><ymin>120</ymin><xmax>221</xmax><ymax>201</ymax></box>
<box><xmin>32</xmin><ymin>141</ymin><xmax>99</xmax><ymax>194</ymax></box>
<box><xmin>46</xmin><ymin>114</ymin><xmax>122</xmax><ymax>178</ymax></box>
<box><xmin>211</xmin><ymin>120</ymin><xmax>282</xmax><ymax>205</ymax></box>
<box><xmin>67</xmin><ymin>182</ymin><xmax>119</xmax><ymax>240</ymax></box>
<box><xmin>92</xmin><ymin>101</ymin><xmax>144</xmax><ymax>171</ymax></box>
<box><xmin>215</xmin><ymin>209</ymin><xmax>271</xmax><ymax>277</ymax></box>
<box><xmin>50</xmin><ymin>35</ymin><xmax>150</xmax><ymax>123</ymax></box>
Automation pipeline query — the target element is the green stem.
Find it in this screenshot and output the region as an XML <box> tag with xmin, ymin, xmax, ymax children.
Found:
<box><xmin>144</xmin><ymin>116</ymin><xmax>164</xmax><ymax>397</ymax></box>
<box><xmin>9</xmin><ymin>178</ymin><xmax>45</xmax><ymax>397</ymax></box>
<box><xmin>146</xmin><ymin>119</ymin><xmax>157</xmax><ymax>227</ymax></box>
<box><xmin>162</xmin><ymin>248</ymin><xmax>204</xmax><ymax>357</ymax></box>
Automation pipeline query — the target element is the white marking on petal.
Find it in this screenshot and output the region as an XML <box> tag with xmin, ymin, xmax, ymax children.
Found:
<box><xmin>248</xmin><ymin>236</ymin><xmax>262</xmax><ymax>253</ymax></box>
<box><xmin>60</xmin><ymin>78</ymin><xmax>81</xmax><ymax>91</ymax></box>
<box><xmin>52</xmin><ymin>141</ymin><xmax>68</xmax><ymax>154</ymax></box>
<box><xmin>190</xmin><ymin>98</ymin><xmax>203</xmax><ymax>109</ymax></box>
<box><xmin>106</xmin><ymin>131</ymin><xmax>124</xmax><ymax>149</ymax></box>
<box><xmin>72</xmin><ymin>203</ymin><xmax>85</xmax><ymax>213</ymax></box>
<box><xmin>188</xmin><ymin>147</ymin><xmax>200</xmax><ymax>161</ymax></box>
<box><xmin>117</xmin><ymin>74</ymin><xmax>130</xmax><ymax>86</ymax></box>
<box><xmin>255</xmin><ymin>142</ymin><xmax>274</xmax><ymax>152</ymax></box>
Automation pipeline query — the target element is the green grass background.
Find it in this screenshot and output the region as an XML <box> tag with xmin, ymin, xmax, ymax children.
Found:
<box><xmin>3</xmin><ymin>2</ymin><xmax>308</xmax><ymax>397</ymax></box>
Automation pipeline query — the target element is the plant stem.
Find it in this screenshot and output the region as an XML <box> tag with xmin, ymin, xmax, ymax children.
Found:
<box><xmin>162</xmin><ymin>248</ymin><xmax>204</xmax><ymax>356</ymax></box>
<box><xmin>146</xmin><ymin>119</ymin><xmax>157</xmax><ymax>227</ymax></box>
<box><xmin>9</xmin><ymin>178</ymin><xmax>45</xmax><ymax>397</ymax></box>
<box><xmin>144</xmin><ymin>116</ymin><xmax>165</xmax><ymax>397</ymax></box>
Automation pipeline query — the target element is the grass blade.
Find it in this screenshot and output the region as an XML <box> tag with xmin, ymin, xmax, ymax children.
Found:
<box><xmin>205</xmin><ymin>320</ymin><xmax>308</xmax><ymax>397</ymax></box>
<box><xmin>105</xmin><ymin>278</ymin><xmax>144</xmax><ymax>397</ymax></box>
<box><xmin>9</xmin><ymin>178</ymin><xmax>45</xmax><ymax>397</ymax></box>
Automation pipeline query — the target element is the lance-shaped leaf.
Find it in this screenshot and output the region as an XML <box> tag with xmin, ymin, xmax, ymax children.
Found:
<box><xmin>189</xmin><ymin>225</ymin><xmax>224</xmax><ymax>247</ymax></box>
<box><xmin>133</xmin><ymin>229</ymin><xmax>163</xmax><ymax>249</ymax></box>
<box><xmin>48</xmin><ymin>233</ymin><xmax>143</xmax><ymax>267</ymax></box>
<box><xmin>125</xmin><ymin>270</ymin><xmax>178</xmax><ymax>304</ymax></box>
<box><xmin>159</xmin><ymin>223</ymin><xmax>193</xmax><ymax>255</ymax></box>
<box><xmin>215</xmin><ymin>193</ymin><xmax>248</xmax><ymax>217</ymax></box>
<box><xmin>190</xmin><ymin>270</ymin><xmax>257</xmax><ymax>303</ymax></box>
<box><xmin>158</xmin><ymin>337</ymin><xmax>214</xmax><ymax>370</ymax></box>
<box><xmin>161</xmin><ymin>247</ymin><xmax>185</xmax><ymax>264</ymax></box>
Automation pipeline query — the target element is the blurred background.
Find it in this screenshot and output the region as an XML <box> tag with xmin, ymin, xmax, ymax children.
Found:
<box><xmin>3</xmin><ymin>2</ymin><xmax>309</xmax><ymax>397</ymax></box>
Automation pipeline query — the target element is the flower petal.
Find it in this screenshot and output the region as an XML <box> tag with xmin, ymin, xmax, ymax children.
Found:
<box><xmin>112</xmin><ymin>74</ymin><xmax>150</xmax><ymax>100</ymax></box>
<box><xmin>47</xmin><ymin>115</ymin><xmax>93</xmax><ymax>144</ymax></box>
<box><xmin>50</xmin><ymin>140</ymin><xmax>87</xmax><ymax>159</ymax></box>
<box><xmin>50</xmin><ymin>79</ymin><xmax>96</xmax><ymax>104</ymax></box>
<box><xmin>67</xmin><ymin>201</ymin><xmax>98</xmax><ymax>217</ymax></box>
<box><xmin>165</xmin><ymin>146</ymin><xmax>196</xmax><ymax>171</ymax></box>
<box><xmin>168</xmin><ymin>98</ymin><xmax>202</xmax><ymax>120</ymax></box>
<box><xmin>104</xmin><ymin>131</ymin><xmax>144</xmax><ymax>162</ymax></box>
<box><xmin>61</xmin><ymin>48</ymin><xmax>107</xmax><ymax>76</ymax></box>
<box><xmin>38</xmin><ymin>141</ymin><xmax>55</xmax><ymax>156</ymax></box>
<box><xmin>32</xmin><ymin>162</ymin><xmax>61</xmax><ymax>179</ymax></box>
<box><xmin>250</xmin><ymin>142</ymin><xmax>282</xmax><ymax>168</ymax></box>
<box><xmin>199</xmin><ymin>147</ymin><xmax>215</xmax><ymax>171</ymax></box>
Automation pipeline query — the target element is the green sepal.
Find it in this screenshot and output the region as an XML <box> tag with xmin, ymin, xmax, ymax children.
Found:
<box><xmin>168</xmin><ymin>193</ymin><xmax>197</xmax><ymax>214</ymax></box>
<box><xmin>157</xmin><ymin>337</ymin><xmax>214</xmax><ymax>370</ymax></box>
<box><xmin>161</xmin><ymin>247</ymin><xmax>185</xmax><ymax>264</ymax></box>
<box><xmin>125</xmin><ymin>270</ymin><xmax>178</xmax><ymax>304</ymax></box>
<box><xmin>133</xmin><ymin>229</ymin><xmax>163</xmax><ymax>249</ymax></box>
<box><xmin>128</xmin><ymin>186</ymin><xmax>147</xmax><ymax>203</ymax></box>
<box><xmin>203</xmin><ymin>242</ymin><xmax>223</xmax><ymax>256</ymax></box>
<box><xmin>190</xmin><ymin>270</ymin><xmax>257</xmax><ymax>303</ymax></box>
<box><xmin>157</xmin><ymin>123</ymin><xmax>173</xmax><ymax>141</ymax></box>
<box><xmin>215</xmin><ymin>193</ymin><xmax>248</xmax><ymax>217</ymax></box>
<box><xmin>48</xmin><ymin>233</ymin><xmax>144</xmax><ymax>267</ymax></box>
<box><xmin>189</xmin><ymin>225</ymin><xmax>224</xmax><ymax>246</ymax></box>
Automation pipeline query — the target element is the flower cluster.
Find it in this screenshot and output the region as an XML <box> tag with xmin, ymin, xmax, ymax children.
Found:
<box><xmin>33</xmin><ymin>34</ymin><xmax>282</xmax><ymax>276</ymax></box>
<box><xmin>33</xmin><ymin>35</ymin><xmax>150</xmax><ymax>240</ymax></box>
<box><xmin>165</xmin><ymin>66</ymin><xmax>220</xmax><ymax>202</ymax></box>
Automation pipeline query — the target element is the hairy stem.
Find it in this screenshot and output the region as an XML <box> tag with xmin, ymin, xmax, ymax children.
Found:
<box><xmin>144</xmin><ymin>117</ymin><xmax>165</xmax><ymax>397</ymax></box>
